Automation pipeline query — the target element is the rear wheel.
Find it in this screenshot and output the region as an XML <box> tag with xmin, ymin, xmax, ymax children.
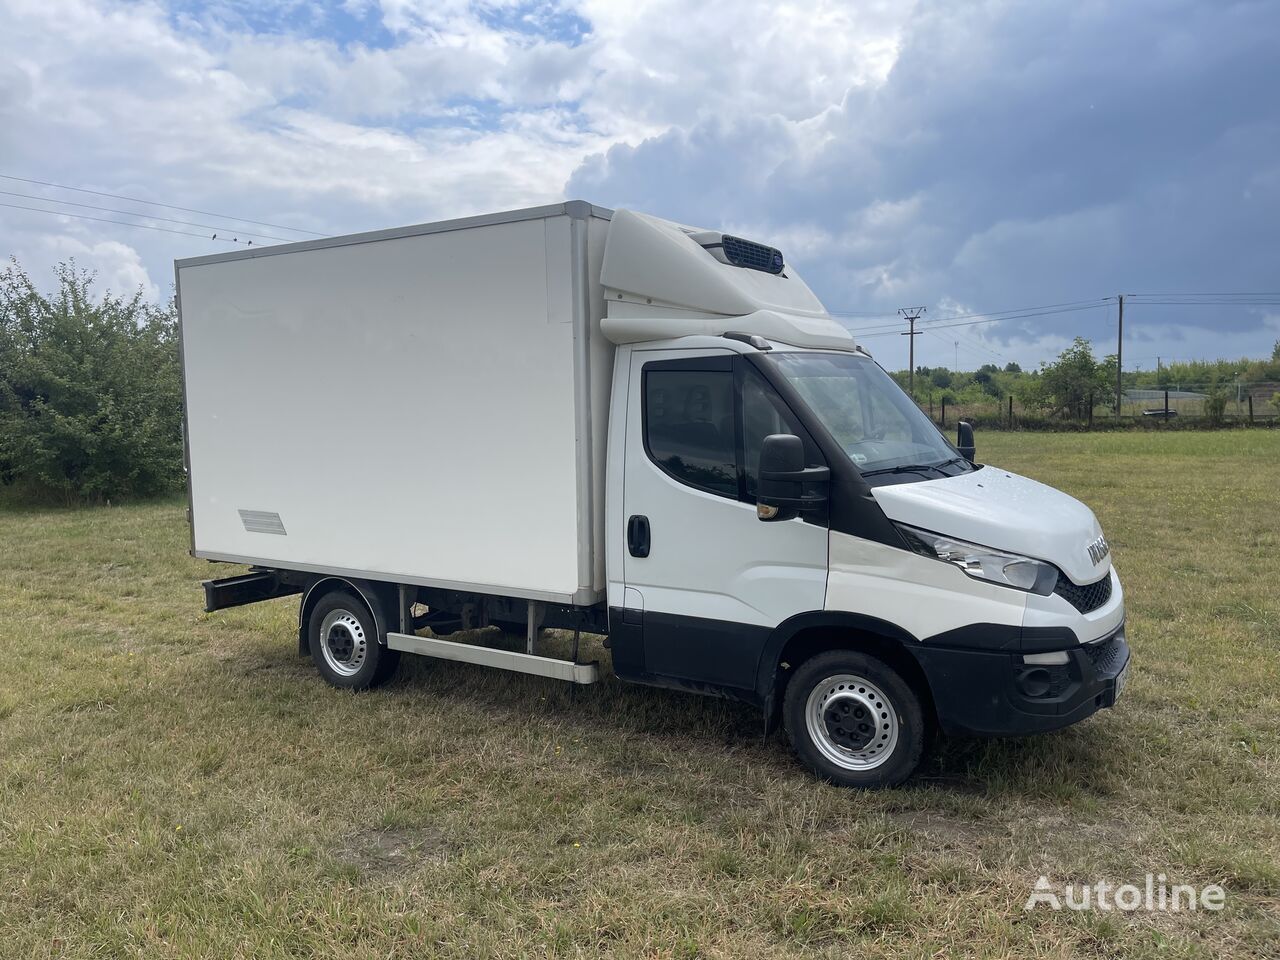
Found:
<box><xmin>307</xmin><ymin>589</ymin><xmax>400</xmax><ymax>690</ymax></box>
<box><xmin>783</xmin><ymin>650</ymin><xmax>924</xmax><ymax>788</ymax></box>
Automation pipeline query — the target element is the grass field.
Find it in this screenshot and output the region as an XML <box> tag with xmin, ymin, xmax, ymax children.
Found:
<box><xmin>1</xmin><ymin>431</ymin><xmax>1277</xmax><ymax>958</ymax></box>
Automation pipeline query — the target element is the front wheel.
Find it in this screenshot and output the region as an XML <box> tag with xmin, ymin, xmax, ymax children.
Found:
<box><xmin>783</xmin><ymin>650</ymin><xmax>924</xmax><ymax>788</ymax></box>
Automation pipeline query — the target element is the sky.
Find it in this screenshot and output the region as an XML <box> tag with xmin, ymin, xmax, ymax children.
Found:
<box><xmin>1</xmin><ymin>0</ymin><xmax>1278</xmax><ymax>372</ymax></box>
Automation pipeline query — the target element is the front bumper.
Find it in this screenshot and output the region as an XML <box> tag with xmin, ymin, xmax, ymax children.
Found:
<box><xmin>911</xmin><ymin>623</ymin><xmax>1130</xmax><ymax>736</ymax></box>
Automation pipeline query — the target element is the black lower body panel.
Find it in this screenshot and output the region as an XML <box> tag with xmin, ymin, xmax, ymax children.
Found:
<box><xmin>911</xmin><ymin>625</ymin><xmax>1130</xmax><ymax>736</ymax></box>
<box><xmin>607</xmin><ymin>606</ymin><xmax>768</xmax><ymax>705</ymax></box>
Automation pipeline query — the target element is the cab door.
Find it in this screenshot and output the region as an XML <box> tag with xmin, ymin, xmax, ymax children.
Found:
<box><xmin>620</xmin><ymin>348</ymin><xmax>828</xmax><ymax>694</ymax></box>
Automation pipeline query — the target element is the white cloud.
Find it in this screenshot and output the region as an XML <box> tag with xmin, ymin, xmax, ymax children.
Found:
<box><xmin>0</xmin><ymin>0</ymin><xmax>911</xmax><ymax>300</ymax></box>
<box><xmin>1</xmin><ymin>0</ymin><xmax>1276</xmax><ymax>372</ymax></box>
<box><xmin>12</xmin><ymin>231</ymin><xmax>161</xmax><ymax>301</ymax></box>
<box><xmin>572</xmin><ymin>0</ymin><xmax>912</xmax><ymax>126</ymax></box>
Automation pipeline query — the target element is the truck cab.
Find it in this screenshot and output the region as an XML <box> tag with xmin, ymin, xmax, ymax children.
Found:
<box><xmin>596</xmin><ymin>211</ymin><xmax>1128</xmax><ymax>786</ymax></box>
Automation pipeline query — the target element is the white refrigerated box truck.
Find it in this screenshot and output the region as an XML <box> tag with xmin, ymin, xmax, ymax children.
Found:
<box><xmin>178</xmin><ymin>201</ymin><xmax>1129</xmax><ymax>787</ymax></box>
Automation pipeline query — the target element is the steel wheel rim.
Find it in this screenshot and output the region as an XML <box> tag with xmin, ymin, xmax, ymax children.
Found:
<box><xmin>319</xmin><ymin>609</ymin><xmax>368</xmax><ymax>677</ymax></box>
<box><xmin>805</xmin><ymin>673</ymin><xmax>899</xmax><ymax>771</ymax></box>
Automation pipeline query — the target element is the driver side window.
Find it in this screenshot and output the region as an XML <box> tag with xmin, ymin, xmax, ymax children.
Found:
<box><xmin>644</xmin><ymin>366</ymin><xmax>738</xmax><ymax>498</ymax></box>
<box><xmin>642</xmin><ymin>358</ymin><xmax>826</xmax><ymax>508</ymax></box>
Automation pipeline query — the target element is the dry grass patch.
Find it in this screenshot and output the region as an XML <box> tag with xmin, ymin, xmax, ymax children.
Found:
<box><xmin>0</xmin><ymin>431</ymin><xmax>1277</xmax><ymax>957</ymax></box>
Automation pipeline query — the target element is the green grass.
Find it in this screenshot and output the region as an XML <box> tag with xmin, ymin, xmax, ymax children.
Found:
<box><xmin>1</xmin><ymin>431</ymin><xmax>1277</xmax><ymax>958</ymax></box>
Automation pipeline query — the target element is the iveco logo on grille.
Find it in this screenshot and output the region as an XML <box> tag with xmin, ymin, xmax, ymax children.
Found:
<box><xmin>1087</xmin><ymin>535</ymin><xmax>1110</xmax><ymax>565</ymax></box>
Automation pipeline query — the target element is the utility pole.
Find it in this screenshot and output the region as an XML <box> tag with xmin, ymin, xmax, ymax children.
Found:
<box><xmin>899</xmin><ymin>306</ymin><xmax>926</xmax><ymax>400</ymax></box>
<box><xmin>1115</xmin><ymin>294</ymin><xmax>1124</xmax><ymax>417</ymax></box>
<box><xmin>954</xmin><ymin>341</ymin><xmax>959</xmax><ymax>371</ymax></box>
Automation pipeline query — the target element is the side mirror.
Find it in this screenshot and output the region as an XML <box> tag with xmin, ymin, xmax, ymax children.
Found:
<box><xmin>957</xmin><ymin>420</ymin><xmax>976</xmax><ymax>463</ymax></box>
<box><xmin>757</xmin><ymin>434</ymin><xmax>830</xmax><ymax>522</ymax></box>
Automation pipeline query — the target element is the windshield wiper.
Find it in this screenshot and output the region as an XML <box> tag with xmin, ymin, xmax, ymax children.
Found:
<box><xmin>861</xmin><ymin>457</ymin><xmax>967</xmax><ymax>478</ymax></box>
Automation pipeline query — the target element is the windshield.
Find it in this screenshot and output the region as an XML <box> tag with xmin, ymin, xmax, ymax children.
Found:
<box><xmin>769</xmin><ymin>352</ymin><xmax>968</xmax><ymax>477</ymax></box>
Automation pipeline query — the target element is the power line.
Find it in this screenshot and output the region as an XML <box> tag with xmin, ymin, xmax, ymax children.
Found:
<box><xmin>932</xmin><ymin>302</ymin><xmax>1111</xmax><ymax>328</ymax></box>
<box><xmin>843</xmin><ymin>292</ymin><xmax>1279</xmax><ymax>336</ymax></box>
<box><xmin>850</xmin><ymin>297</ymin><xmax>1115</xmax><ymax>335</ymax></box>
<box><xmin>0</xmin><ymin>201</ymin><xmax>254</xmax><ymax>244</ymax></box>
<box><xmin>854</xmin><ymin>301</ymin><xmax>1108</xmax><ymax>339</ymax></box>
<box><xmin>1125</xmin><ymin>299</ymin><xmax>1280</xmax><ymax>306</ymax></box>
<box><xmin>915</xmin><ymin>297</ymin><xmax>1115</xmax><ymax>326</ymax></box>
<box><xmin>847</xmin><ymin>297</ymin><xmax>1112</xmax><ymax>332</ymax></box>
<box><xmin>1127</xmin><ymin>291</ymin><xmax>1280</xmax><ymax>297</ymax></box>
<box><xmin>842</xmin><ymin>290</ymin><xmax>1278</xmax><ymax>376</ymax></box>
<box><xmin>0</xmin><ymin>190</ymin><xmax>292</xmax><ymax>242</ymax></box>
<box><xmin>942</xmin><ymin>328</ymin><xmax>1010</xmax><ymax>364</ymax></box>
<box><xmin>924</xmin><ymin>328</ymin><xmax>957</xmax><ymax>369</ymax></box>
<box><xmin>958</xmin><ymin>328</ymin><xmax>1010</xmax><ymax>362</ymax></box>
<box><xmin>848</xmin><ymin>293</ymin><xmax>1276</xmax><ymax>346</ymax></box>
<box><xmin>921</xmin><ymin>326</ymin><xmax>1010</xmax><ymax>367</ymax></box>
<box><xmin>0</xmin><ymin>173</ymin><xmax>328</xmax><ymax>237</ymax></box>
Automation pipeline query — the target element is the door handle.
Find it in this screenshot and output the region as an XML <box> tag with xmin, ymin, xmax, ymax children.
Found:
<box><xmin>627</xmin><ymin>515</ymin><xmax>650</xmax><ymax>558</ymax></box>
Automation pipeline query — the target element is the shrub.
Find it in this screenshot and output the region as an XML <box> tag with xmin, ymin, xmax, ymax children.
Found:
<box><xmin>1022</xmin><ymin>337</ymin><xmax>1114</xmax><ymax>419</ymax></box>
<box><xmin>0</xmin><ymin>259</ymin><xmax>183</xmax><ymax>501</ymax></box>
<box><xmin>1203</xmin><ymin>376</ymin><xmax>1230</xmax><ymax>427</ymax></box>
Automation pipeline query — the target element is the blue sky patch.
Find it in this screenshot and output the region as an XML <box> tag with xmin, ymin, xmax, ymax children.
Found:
<box><xmin>168</xmin><ymin>1</ymin><xmax>397</xmax><ymax>51</ymax></box>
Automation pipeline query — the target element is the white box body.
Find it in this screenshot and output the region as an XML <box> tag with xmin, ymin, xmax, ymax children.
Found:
<box><xmin>177</xmin><ymin>203</ymin><xmax>613</xmax><ymax>604</ymax></box>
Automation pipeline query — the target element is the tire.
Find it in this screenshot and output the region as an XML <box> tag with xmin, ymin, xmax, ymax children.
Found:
<box><xmin>307</xmin><ymin>589</ymin><xmax>400</xmax><ymax>690</ymax></box>
<box><xmin>782</xmin><ymin>649</ymin><xmax>924</xmax><ymax>788</ymax></box>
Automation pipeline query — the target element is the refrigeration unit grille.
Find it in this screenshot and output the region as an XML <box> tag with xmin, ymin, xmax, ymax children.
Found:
<box><xmin>721</xmin><ymin>235</ymin><xmax>785</xmax><ymax>274</ymax></box>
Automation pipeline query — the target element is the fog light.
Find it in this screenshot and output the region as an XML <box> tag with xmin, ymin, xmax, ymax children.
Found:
<box><xmin>1020</xmin><ymin>668</ymin><xmax>1053</xmax><ymax>698</ymax></box>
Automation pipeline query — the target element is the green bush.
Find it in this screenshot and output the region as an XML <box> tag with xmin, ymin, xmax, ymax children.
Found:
<box><xmin>1017</xmin><ymin>337</ymin><xmax>1114</xmax><ymax>419</ymax></box>
<box><xmin>0</xmin><ymin>259</ymin><xmax>183</xmax><ymax>501</ymax></box>
<box><xmin>1203</xmin><ymin>376</ymin><xmax>1230</xmax><ymax>427</ymax></box>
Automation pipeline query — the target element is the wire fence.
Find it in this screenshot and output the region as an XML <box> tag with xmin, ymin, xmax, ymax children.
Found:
<box><xmin>915</xmin><ymin>382</ymin><xmax>1280</xmax><ymax>430</ymax></box>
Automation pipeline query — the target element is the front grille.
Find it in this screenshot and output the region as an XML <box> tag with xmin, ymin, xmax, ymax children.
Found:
<box><xmin>721</xmin><ymin>235</ymin><xmax>785</xmax><ymax>274</ymax></box>
<box><xmin>1053</xmin><ymin>572</ymin><xmax>1112</xmax><ymax>613</ymax></box>
<box><xmin>1084</xmin><ymin>634</ymin><xmax>1126</xmax><ymax>678</ymax></box>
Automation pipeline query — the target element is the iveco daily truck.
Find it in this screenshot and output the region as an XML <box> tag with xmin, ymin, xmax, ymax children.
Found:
<box><xmin>177</xmin><ymin>201</ymin><xmax>1129</xmax><ymax>787</ymax></box>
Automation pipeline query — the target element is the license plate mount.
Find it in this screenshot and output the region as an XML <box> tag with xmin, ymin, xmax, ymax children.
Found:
<box><xmin>1111</xmin><ymin>660</ymin><xmax>1130</xmax><ymax>704</ymax></box>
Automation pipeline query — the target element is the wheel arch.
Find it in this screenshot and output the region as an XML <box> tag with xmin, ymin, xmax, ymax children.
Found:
<box><xmin>756</xmin><ymin>611</ymin><xmax>937</xmax><ymax>734</ymax></box>
<box><xmin>297</xmin><ymin>576</ymin><xmax>397</xmax><ymax>655</ymax></box>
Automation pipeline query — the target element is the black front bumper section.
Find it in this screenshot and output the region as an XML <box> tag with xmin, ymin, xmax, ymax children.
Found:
<box><xmin>911</xmin><ymin>623</ymin><xmax>1130</xmax><ymax>736</ymax></box>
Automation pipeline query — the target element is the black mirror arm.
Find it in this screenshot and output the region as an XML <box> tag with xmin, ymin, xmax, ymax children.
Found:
<box><xmin>759</xmin><ymin>465</ymin><xmax>831</xmax><ymax>484</ymax></box>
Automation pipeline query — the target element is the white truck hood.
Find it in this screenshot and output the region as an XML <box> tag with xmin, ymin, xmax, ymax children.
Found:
<box><xmin>870</xmin><ymin>466</ymin><xmax>1110</xmax><ymax>585</ymax></box>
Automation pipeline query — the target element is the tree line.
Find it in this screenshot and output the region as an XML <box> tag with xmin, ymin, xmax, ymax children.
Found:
<box><xmin>0</xmin><ymin>259</ymin><xmax>182</xmax><ymax>501</ymax></box>
<box><xmin>891</xmin><ymin>337</ymin><xmax>1280</xmax><ymax>423</ymax></box>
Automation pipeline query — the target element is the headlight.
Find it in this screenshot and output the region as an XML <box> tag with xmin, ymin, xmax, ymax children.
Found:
<box><xmin>895</xmin><ymin>523</ymin><xmax>1058</xmax><ymax>594</ymax></box>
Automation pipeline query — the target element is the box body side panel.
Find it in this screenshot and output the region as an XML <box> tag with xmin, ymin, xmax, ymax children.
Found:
<box><xmin>180</xmin><ymin>216</ymin><xmax>585</xmax><ymax>598</ymax></box>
